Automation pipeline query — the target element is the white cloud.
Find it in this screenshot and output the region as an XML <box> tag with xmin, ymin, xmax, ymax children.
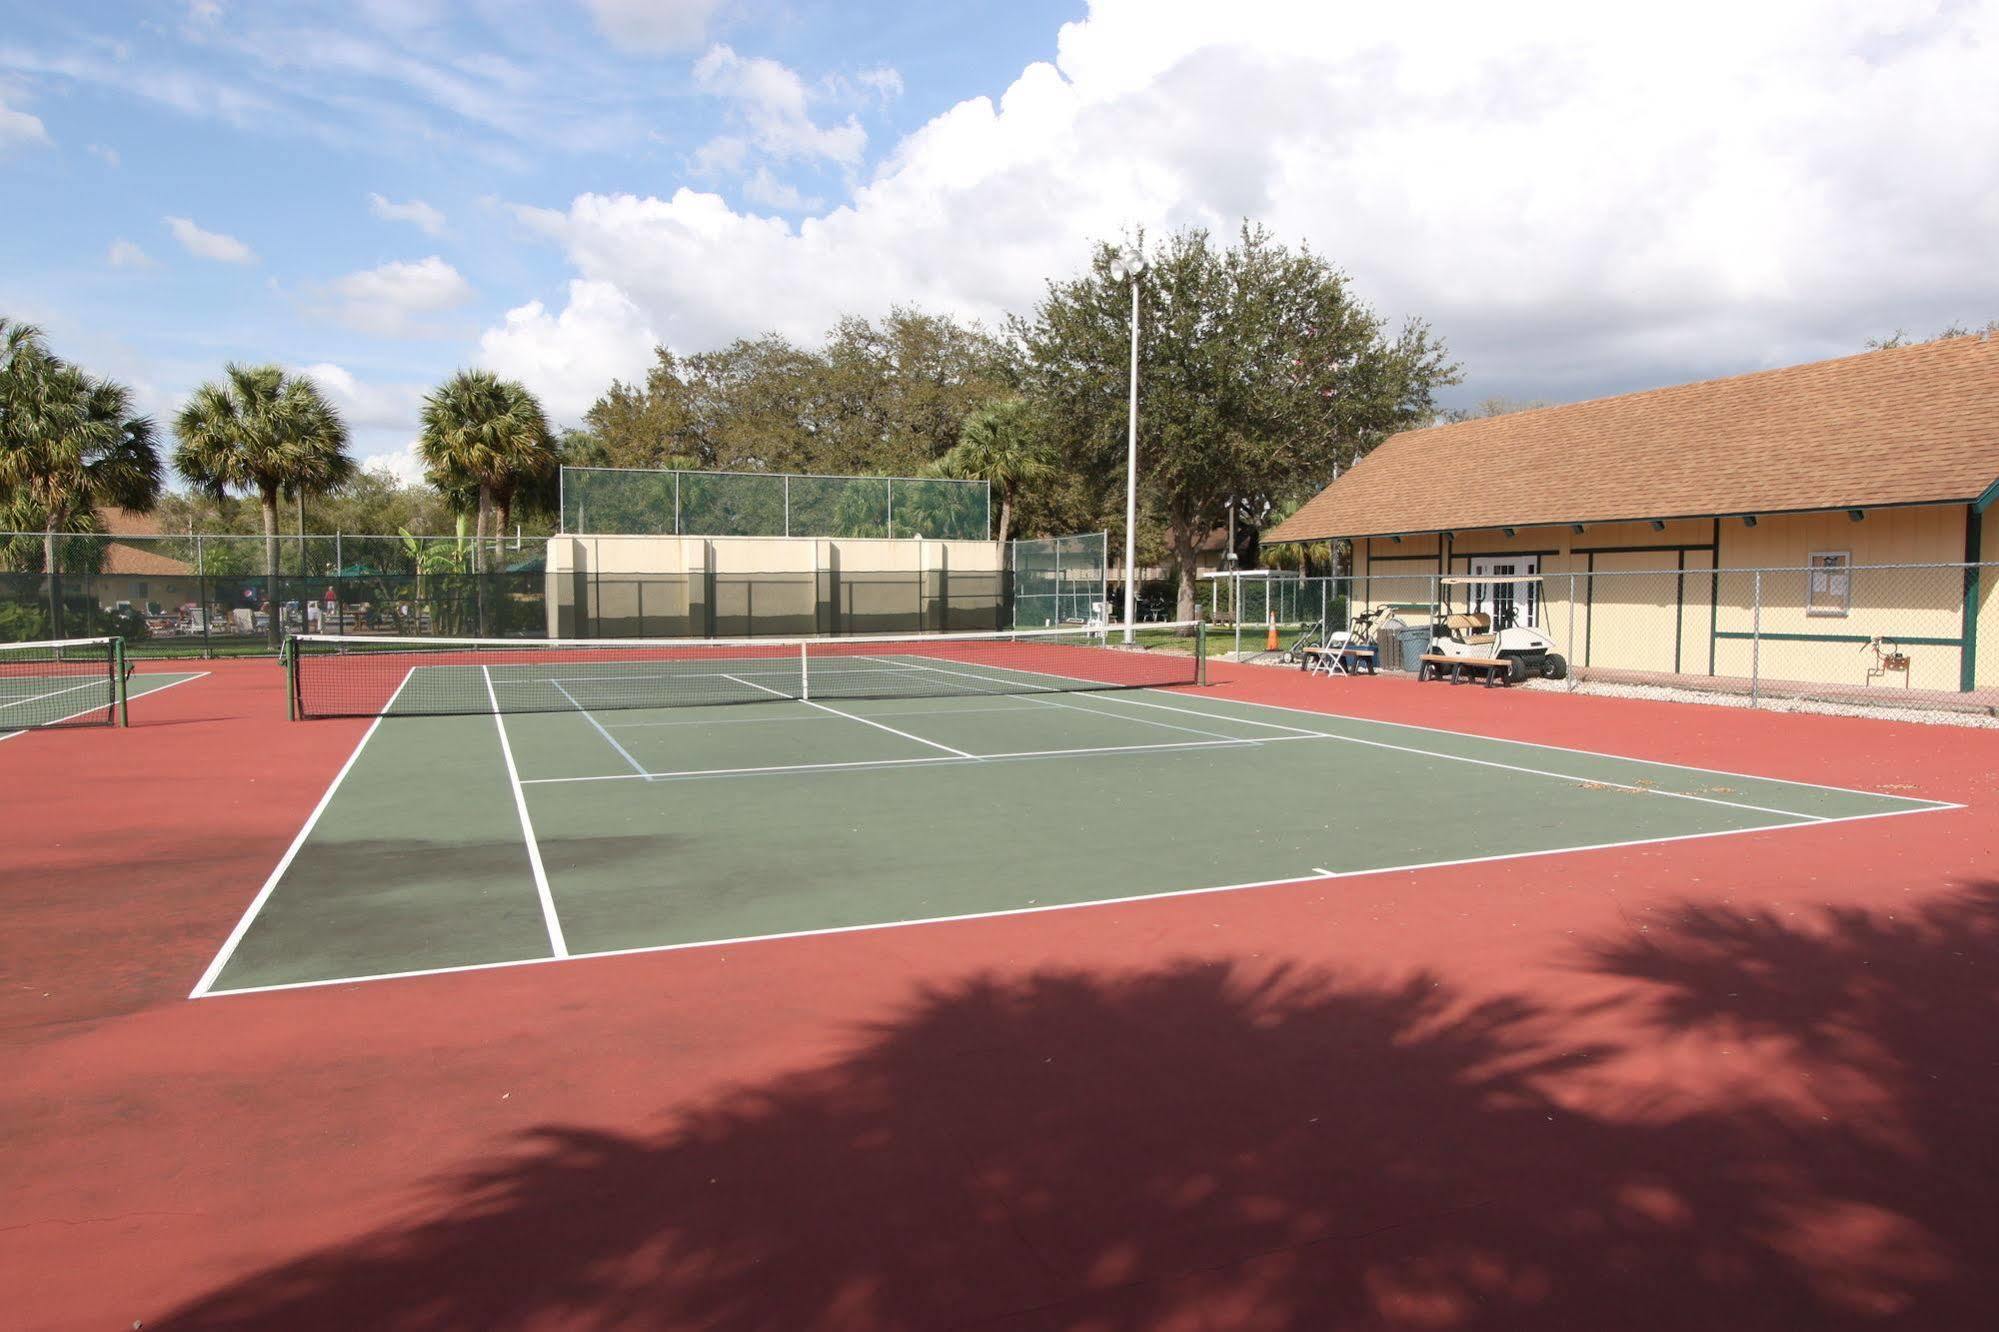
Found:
<box><xmin>107</xmin><ymin>240</ymin><xmax>154</xmax><ymax>268</ymax></box>
<box><xmin>86</xmin><ymin>142</ymin><xmax>120</xmax><ymax>167</ymax></box>
<box><xmin>583</xmin><ymin>0</ymin><xmax>724</xmax><ymax>53</ymax></box>
<box><xmin>484</xmin><ymin>0</ymin><xmax>1999</xmax><ymax>410</ymax></box>
<box><xmin>0</xmin><ymin>95</ymin><xmax>50</xmax><ymax>153</ymax></box>
<box><xmin>295</xmin><ymin>362</ymin><xmax>431</xmax><ymax>481</ymax></box>
<box><xmin>184</xmin><ymin>0</ymin><xmax>223</xmax><ymax>23</ymax></box>
<box><xmin>367</xmin><ymin>192</ymin><xmax>447</xmax><ymax>236</ymax></box>
<box><xmin>360</xmin><ymin>438</ymin><xmax>430</xmax><ymax>486</ymax></box>
<box><xmin>856</xmin><ymin>66</ymin><xmax>903</xmax><ymax>103</ymax></box>
<box><xmin>741</xmin><ymin>167</ymin><xmax>818</xmax><ymax>213</ymax></box>
<box><xmin>296</xmin><ymin>362</ymin><xmax>427</xmax><ymax>429</ymax></box>
<box><xmin>314</xmin><ymin>256</ymin><xmax>473</xmax><ymax>336</ymax></box>
<box><xmin>163</xmin><ymin>215</ymin><xmax>256</xmax><ymax>264</ymax></box>
<box><xmin>477</xmin><ymin>279</ymin><xmax>656</xmax><ymax>422</ymax></box>
<box><xmin>691</xmin><ymin>44</ymin><xmax>865</xmax><ymax>167</ymax></box>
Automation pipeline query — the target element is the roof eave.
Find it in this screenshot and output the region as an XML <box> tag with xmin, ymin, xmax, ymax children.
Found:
<box><xmin>1264</xmin><ymin>495</ymin><xmax>1984</xmax><ymax>544</ymax></box>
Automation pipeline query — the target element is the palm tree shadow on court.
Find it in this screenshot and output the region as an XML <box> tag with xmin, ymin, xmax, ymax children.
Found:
<box><xmin>159</xmin><ymin>886</ymin><xmax>1999</xmax><ymax>1330</ymax></box>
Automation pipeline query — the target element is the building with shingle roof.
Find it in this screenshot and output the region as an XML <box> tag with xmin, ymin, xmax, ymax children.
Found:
<box><xmin>1266</xmin><ymin>333</ymin><xmax>1999</xmax><ymax>696</ymax></box>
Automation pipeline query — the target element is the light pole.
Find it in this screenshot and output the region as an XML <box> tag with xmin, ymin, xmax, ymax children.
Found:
<box><xmin>1109</xmin><ymin>247</ymin><xmax>1145</xmax><ymax>642</ymax></box>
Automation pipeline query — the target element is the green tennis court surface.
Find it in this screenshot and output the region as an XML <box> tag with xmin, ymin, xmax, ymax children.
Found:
<box><xmin>195</xmin><ymin>654</ymin><xmax>1954</xmax><ymax>996</ymax></box>
<box><xmin>0</xmin><ymin>667</ymin><xmax>204</xmax><ymax>736</ymax></box>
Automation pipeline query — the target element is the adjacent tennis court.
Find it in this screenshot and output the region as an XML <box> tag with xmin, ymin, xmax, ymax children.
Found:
<box><xmin>188</xmin><ymin>625</ymin><xmax>1954</xmax><ymax>996</ymax></box>
<box><xmin>0</xmin><ymin>636</ymin><xmax>205</xmax><ymax>737</ymax></box>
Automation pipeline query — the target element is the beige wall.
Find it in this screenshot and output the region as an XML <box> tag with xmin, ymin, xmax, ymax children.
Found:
<box><xmin>1351</xmin><ymin>504</ymin><xmax>1990</xmax><ymax>693</ymax></box>
<box><xmin>544</xmin><ymin>535</ymin><xmax>1005</xmax><ymax>639</ymax></box>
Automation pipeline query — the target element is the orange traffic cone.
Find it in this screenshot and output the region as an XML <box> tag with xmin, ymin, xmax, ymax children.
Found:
<box><xmin>1266</xmin><ymin>624</ymin><xmax>1280</xmax><ymax>652</ymax></box>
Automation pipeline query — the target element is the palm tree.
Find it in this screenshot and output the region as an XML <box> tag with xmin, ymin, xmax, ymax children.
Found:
<box><xmin>417</xmin><ymin>370</ymin><xmax>556</xmax><ymax>570</ymax></box>
<box><xmin>930</xmin><ymin>397</ymin><xmax>1049</xmax><ymax>545</ymax></box>
<box><xmin>173</xmin><ymin>365</ymin><xmax>352</xmax><ymax>646</ymax></box>
<box><xmin>0</xmin><ymin>320</ymin><xmax>163</xmax><ymax>634</ymax></box>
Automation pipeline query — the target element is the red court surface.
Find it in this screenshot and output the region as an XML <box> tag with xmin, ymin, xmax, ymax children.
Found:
<box><xmin>4</xmin><ymin>656</ymin><xmax>1997</xmax><ymax>1330</ymax></box>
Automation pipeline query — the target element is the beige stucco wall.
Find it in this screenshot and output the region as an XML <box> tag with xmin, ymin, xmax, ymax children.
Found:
<box><xmin>1351</xmin><ymin>504</ymin><xmax>1989</xmax><ymax>692</ymax></box>
<box><xmin>544</xmin><ymin>535</ymin><xmax>1005</xmax><ymax>638</ymax></box>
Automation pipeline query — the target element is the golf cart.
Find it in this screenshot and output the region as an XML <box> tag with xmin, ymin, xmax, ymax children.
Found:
<box><xmin>1424</xmin><ymin>575</ymin><xmax>1568</xmax><ymax>684</ymax></box>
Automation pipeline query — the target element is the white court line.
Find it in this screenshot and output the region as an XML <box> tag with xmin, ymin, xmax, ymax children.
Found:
<box><xmin>603</xmin><ymin>702</ymin><xmax>1042</xmax><ymax>730</ymax></box>
<box><xmin>901</xmin><ymin>647</ymin><xmax>1956</xmax><ymax>811</ymax></box>
<box><xmin>847</xmin><ymin>654</ymin><xmax>1834</xmax><ymax>823</ymax></box>
<box><xmin>485</xmin><ymin>667</ymin><xmax>569</xmax><ymax>958</ymax></box>
<box><xmin>0</xmin><ymin>675</ymin><xmax>105</xmax><ymax>713</ymax></box>
<box><xmin>192</xmin><ymin>800</ymin><xmax>1955</xmax><ymax>999</ymax></box>
<box><xmin>549</xmin><ymin>677</ymin><xmax>652</xmax><ymax>780</ymax></box>
<box><xmin>0</xmin><ymin>669</ymin><xmax>209</xmax><ymax>745</ymax></box>
<box><xmin>1130</xmin><ymin>684</ymin><xmax>1962</xmax><ymax>810</ymax></box>
<box><xmin>866</xmin><ymin>655</ymin><xmax>1270</xmax><ymax>744</ymax></box>
<box><xmin>520</xmin><ymin>732</ymin><xmax>1281</xmax><ymax>785</ymax></box>
<box><xmin>189</xmin><ymin>668</ymin><xmax>416</xmax><ymax>997</ymax></box>
<box><xmin>913</xmin><ymin>653</ymin><xmax>1945</xmax><ymax>818</ymax></box>
<box><xmin>720</xmin><ymin>672</ymin><xmax>976</xmax><ymax>759</ymax></box>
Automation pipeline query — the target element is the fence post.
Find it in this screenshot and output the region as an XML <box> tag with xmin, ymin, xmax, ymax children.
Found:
<box><xmin>1099</xmin><ymin>531</ymin><xmax>1108</xmax><ymax>627</ymax></box>
<box><xmin>197</xmin><ymin>535</ymin><xmax>211</xmax><ymax>659</ymax></box>
<box><xmin>1751</xmin><ymin>569</ymin><xmax>1762</xmax><ymax>706</ymax></box>
<box><xmin>1566</xmin><ymin>571</ymin><xmax>1577</xmax><ymax>691</ymax></box>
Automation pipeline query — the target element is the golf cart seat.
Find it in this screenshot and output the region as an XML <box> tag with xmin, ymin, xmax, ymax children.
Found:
<box><xmin>1444</xmin><ymin>612</ymin><xmax>1497</xmax><ymax>646</ymax></box>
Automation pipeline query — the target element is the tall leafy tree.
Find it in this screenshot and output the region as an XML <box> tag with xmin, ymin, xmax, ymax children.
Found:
<box><xmin>173</xmin><ymin>364</ymin><xmax>352</xmax><ymax>645</ymax></box>
<box><xmin>578</xmin><ymin>308</ymin><xmax>1011</xmax><ymax>480</ymax></box>
<box><xmin>931</xmin><ymin>397</ymin><xmax>1050</xmax><ymax>545</ymax></box>
<box><xmin>1017</xmin><ymin>225</ymin><xmax>1459</xmax><ymax>619</ymax></box>
<box><xmin>416</xmin><ymin>370</ymin><xmax>556</xmax><ymax>569</ymax></box>
<box><xmin>0</xmin><ymin>319</ymin><xmax>163</xmax><ymax>631</ymax></box>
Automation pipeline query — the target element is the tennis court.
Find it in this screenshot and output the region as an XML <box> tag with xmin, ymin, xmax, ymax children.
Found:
<box><xmin>0</xmin><ymin>636</ymin><xmax>205</xmax><ymax>737</ymax></box>
<box><xmin>193</xmin><ymin>625</ymin><xmax>1956</xmax><ymax>996</ymax></box>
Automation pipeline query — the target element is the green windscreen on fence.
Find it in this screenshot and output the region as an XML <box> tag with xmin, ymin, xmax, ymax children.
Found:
<box><xmin>1011</xmin><ymin>533</ymin><xmax>1106</xmax><ymax>628</ymax></box>
<box><xmin>560</xmin><ymin>468</ymin><xmax>989</xmax><ymax>540</ymax></box>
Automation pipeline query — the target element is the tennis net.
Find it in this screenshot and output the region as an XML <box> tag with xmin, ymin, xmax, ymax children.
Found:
<box><xmin>0</xmin><ymin>637</ymin><xmax>126</xmax><ymax>730</ymax></box>
<box><xmin>288</xmin><ymin>623</ymin><xmax>1206</xmax><ymax>719</ymax></box>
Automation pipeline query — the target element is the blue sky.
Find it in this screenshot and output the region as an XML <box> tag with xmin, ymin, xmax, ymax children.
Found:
<box><xmin>3</xmin><ymin>1</ymin><xmax>1996</xmax><ymax>480</ymax></box>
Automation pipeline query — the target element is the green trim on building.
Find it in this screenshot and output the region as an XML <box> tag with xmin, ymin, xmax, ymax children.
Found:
<box><xmin>1713</xmin><ymin>630</ymin><xmax>1964</xmax><ymax>647</ymax></box>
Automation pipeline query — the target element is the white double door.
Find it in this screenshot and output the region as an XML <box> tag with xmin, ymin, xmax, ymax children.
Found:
<box><xmin>1466</xmin><ymin>556</ymin><xmax>1540</xmax><ymax>629</ymax></box>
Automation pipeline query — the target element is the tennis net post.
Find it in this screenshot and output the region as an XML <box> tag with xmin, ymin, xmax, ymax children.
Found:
<box><xmin>115</xmin><ymin>636</ymin><xmax>129</xmax><ymax>726</ymax></box>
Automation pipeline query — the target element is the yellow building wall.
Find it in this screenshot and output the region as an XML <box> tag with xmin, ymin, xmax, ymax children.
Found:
<box><xmin>1351</xmin><ymin>504</ymin><xmax>1985</xmax><ymax>693</ymax></box>
<box><xmin>1978</xmin><ymin>504</ymin><xmax>1999</xmax><ymax>691</ymax></box>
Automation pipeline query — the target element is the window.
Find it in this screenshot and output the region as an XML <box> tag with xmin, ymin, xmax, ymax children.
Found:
<box><xmin>1468</xmin><ymin>556</ymin><xmax>1539</xmax><ymax>627</ymax></box>
<box><xmin>1807</xmin><ymin>551</ymin><xmax>1850</xmax><ymax>617</ymax></box>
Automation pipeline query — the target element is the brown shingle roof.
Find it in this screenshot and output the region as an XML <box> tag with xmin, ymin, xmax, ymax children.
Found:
<box><xmin>101</xmin><ymin>542</ymin><xmax>195</xmax><ymax>576</ymax></box>
<box><xmin>94</xmin><ymin>506</ymin><xmax>168</xmax><ymax>537</ymax></box>
<box><xmin>1268</xmin><ymin>333</ymin><xmax>1999</xmax><ymax>542</ymax></box>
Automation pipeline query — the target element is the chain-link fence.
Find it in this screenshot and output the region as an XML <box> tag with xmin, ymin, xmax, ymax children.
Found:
<box><xmin>1249</xmin><ymin>563</ymin><xmax>1999</xmax><ymax>713</ymax></box>
<box><xmin>0</xmin><ymin>530</ymin><xmax>546</xmax><ymax>656</ymax></box>
<box><xmin>2</xmin><ymin>528</ymin><xmax>1106</xmax><ymax>651</ymax></box>
<box><xmin>1010</xmin><ymin>532</ymin><xmax>1108</xmax><ymax>628</ymax></box>
<box><xmin>559</xmin><ymin>467</ymin><xmax>990</xmax><ymax>540</ymax></box>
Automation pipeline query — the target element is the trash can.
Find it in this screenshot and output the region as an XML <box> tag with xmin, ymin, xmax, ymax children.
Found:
<box><xmin>1397</xmin><ymin>626</ymin><xmax>1432</xmax><ymax>673</ymax></box>
<box><xmin>1375</xmin><ymin>616</ymin><xmax>1406</xmax><ymax>671</ymax></box>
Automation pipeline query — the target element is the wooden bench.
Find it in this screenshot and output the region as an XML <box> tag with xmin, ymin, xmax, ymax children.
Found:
<box><xmin>1300</xmin><ymin>644</ymin><xmax>1377</xmax><ymax>677</ymax></box>
<box><xmin>1418</xmin><ymin>653</ymin><xmax>1511</xmax><ymax>687</ymax></box>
